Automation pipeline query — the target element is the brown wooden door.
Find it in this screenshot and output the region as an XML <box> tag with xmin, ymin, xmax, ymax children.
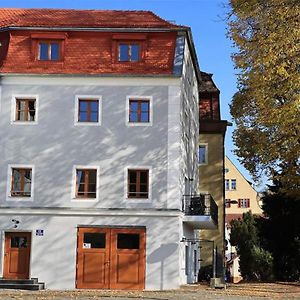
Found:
<box><xmin>3</xmin><ymin>232</ymin><xmax>31</xmax><ymax>279</ymax></box>
<box><xmin>76</xmin><ymin>228</ymin><xmax>110</xmax><ymax>289</ymax></box>
<box><xmin>76</xmin><ymin>227</ymin><xmax>145</xmax><ymax>290</ymax></box>
<box><xmin>110</xmin><ymin>228</ymin><xmax>145</xmax><ymax>290</ymax></box>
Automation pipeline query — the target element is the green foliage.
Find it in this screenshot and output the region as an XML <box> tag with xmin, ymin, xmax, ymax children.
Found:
<box><xmin>230</xmin><ymin>211</ymin><xmax>274</xmax><ymax>280</ymax></box>
<box><xmin>227</xmin><ymin>0</ymin><xmax>300</xmax><ymax>190</ymax></box>
<box><xmin>260</xmin><ymin>179</ymin><xmax>300</xmax><ymax>280</ymax></box>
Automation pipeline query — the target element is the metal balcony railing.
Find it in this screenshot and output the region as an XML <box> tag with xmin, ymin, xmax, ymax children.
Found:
<box><xmin>182</xmin><ymin>194</ymin><xmax>218</xmax><ymax>225</ymax></box>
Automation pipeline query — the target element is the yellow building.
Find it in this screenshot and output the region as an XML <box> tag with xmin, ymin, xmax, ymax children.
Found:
<box><xmin>224</xmin><ymin>156</ymin><xmax>263</xmax><ymax>283</ymax></box>
<box><xmin>198</xmin><ymin>72</ymin><xmax>228</xmax><ymax>284</ymax></box>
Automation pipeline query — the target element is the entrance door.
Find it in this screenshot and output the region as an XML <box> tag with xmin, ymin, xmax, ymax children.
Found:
<box><xmin>3</xmin><ymin>232</ymin><xmax>31</xmax><ymax>279</ymax></box>
<box><xmin>76</xmin><ymin>227</ymin><xmax>145</xmax><ymax>290</ymax></box>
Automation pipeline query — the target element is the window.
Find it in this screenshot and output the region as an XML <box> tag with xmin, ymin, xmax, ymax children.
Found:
<box><xmin>38</xmin><ymin>41</ymin><xmax>60</xmax><ymax>61</ymax></box>
<box><xmin>126</xmin><ymin>96</ymin><xmax>152</xmax><ymax>126</ymax></box>
<box><xmin>11</xmin><ymin>168</ymin><xmax>32</xmax><ymax>197</ymax></box>
<box><xmin>15</xmin><ymin>99</ymin><xmax>36</xmax><ymax>122</ymax></box>
<box><xmin>83</xmin><ymin>233</ymin><xmax>105</xmax><ymax>248</ymax></box>
<box><xmin>117</xmin><ymin>233</ymin><xmax>140</xmax><ymax>249</ymax></box>
<box><xmin>231</xmin><ymin>179</ymin><xmax>237</xmax><ymax>190</ymax></box>
<box><xmin>129</xmin><ymin>99</ymin><xmax>149</xmax><ymax>123</ymax></box>
<box><xmin>225</xmin><ymin>179</ymin><xmax>230</xmax><ymax>191</ymax></box>
<box><xmin>75</xmin><ymin>96</ymin><xmax>101</xmax><ymax>126</ymax></box>
<box><xmin>118</xmin><ymin>43</ymin><xmax>140</xmax><ymax>62</ymax></box>
<box><xmin>238</xmin><ymin>198</ymin><xmax>250</xmax><ymax>208</ymax></box>
<box><xmin>127</xmin><ymin>169</ymin><xmax>149</xmax><ymax>198</ymax></box>
<box><xmin>225</xmin><ymin>199</ymin><xmax>231</xmax><ymax>208</ymax></box>
<box><xmin>75</xmin><ymin>169</ymin><xmax>97</xmax><ymax>199</ymax></box>
<box><xmin>78</xmin><ymin>99</ymin><xmax>99</xmax><ymax>122</ymax></box>
<box><xmin>198</xmin><ymin>144</ymin><xmax>208</xmax><ymax>164</ymax></box>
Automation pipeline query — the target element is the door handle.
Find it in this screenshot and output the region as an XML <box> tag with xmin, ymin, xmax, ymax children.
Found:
<box><xmin>105</xmin><ymin>261</ymin><xmax>110</xmax><ymax>265</ymax></box>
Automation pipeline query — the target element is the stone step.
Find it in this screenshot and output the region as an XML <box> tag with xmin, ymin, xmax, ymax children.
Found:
<box><xmin>0</xmin><ymin>278</ymin><xmax>44</xmax><ymax>290</ymax></box>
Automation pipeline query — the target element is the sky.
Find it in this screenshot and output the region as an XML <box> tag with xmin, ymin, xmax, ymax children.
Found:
<box><xmin>0</xmin><ymin>0</ymin><xmax>265</xmax><ymax>190</ymax></box>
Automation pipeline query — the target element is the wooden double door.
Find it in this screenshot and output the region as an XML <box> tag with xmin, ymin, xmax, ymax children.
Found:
<box><xmin>3</xmin><ymin>232</ymin><xmax>31</xmax><ymax>279</ymax></box>
<box><xmin>76</xmin><ymin>227</ymin><xmax>145</xmax><ymax>290</ymax></box>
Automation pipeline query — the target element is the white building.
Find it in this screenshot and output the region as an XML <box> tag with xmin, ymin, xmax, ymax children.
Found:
<box><xmin>0</xmin><ymin>8</ymin><xmax>218</xmax><ymax>290</ymax></box>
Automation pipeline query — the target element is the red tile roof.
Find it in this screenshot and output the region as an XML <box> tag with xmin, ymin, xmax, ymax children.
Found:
<box><xmin>0</xmin><ymin>8</ymin><xmax>184</xmax><ymax>29</ymax></box>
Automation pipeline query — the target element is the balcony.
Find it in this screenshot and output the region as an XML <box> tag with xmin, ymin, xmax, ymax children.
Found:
<box><xmin>182</xmin><ymin>194</ymin><xmax>218</xmax><ymax>229</ymax></box>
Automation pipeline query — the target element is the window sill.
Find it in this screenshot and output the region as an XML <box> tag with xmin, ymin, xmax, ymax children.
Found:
<box><xmin>198</xmin><ymin>162</ymin><xmax>208</xmax><ymax>166</ymax></box>
<box><xmin>126</xmin><ymin>122</ymin><xmax>152</xmax><ymax>127</ymax></box>
<box><xmin>74</xmin><ymin>122</ymin><xmax>101</xmax><ymax>126</ymax></box>
<box><xmin>7</xmin><ymin>196</ymin><xmax>34</xmax><ymax>202</ymax></box>
<box><xmin>124</xmin><ymin>197</ymin><xmax>151</xmax><ymax>203</ymax></box>
<box><xmin>71</xmin><ymin>198</ymin><xmax>98</xmax><ymax>202</ymax></box>
<box><xmin>11</xmin><ymin>121</ymin><xmax>38</xmax><ymax>125</ymax></box>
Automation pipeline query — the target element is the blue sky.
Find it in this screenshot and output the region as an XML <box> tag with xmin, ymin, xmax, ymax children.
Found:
<box><xmin>0</xmin><ymin>0</ymin><xmax>264</xmax><ymax>189</ymax></box>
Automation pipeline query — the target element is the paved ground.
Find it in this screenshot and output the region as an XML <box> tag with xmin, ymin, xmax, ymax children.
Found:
<box><xmin>0</xmin><ymin>282</ymin><xmax>299</xmax><ymax>300</ymax></box>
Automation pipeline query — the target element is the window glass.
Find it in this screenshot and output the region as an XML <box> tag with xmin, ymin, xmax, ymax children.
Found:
<box><xmin>78</xmin><ymin>100</ymin><xmax>99</xmax><ymax>123</ymax></box>
<box><xmin>198</xmin><ymin>145</ymin><xmax>207</xmax><ymax>164</ymax></box>
<box><xmin>83</xmin><ymin>233</ymin><xmax>105</xmax><ymax>248</ymax></box>
<box><xmin>119</xmin><ymin>44</ymin><xmax>129</xmax><ymax>61</ymax></box>
<box><xmin>76</xmin><ymin>169</ymin><xmax>97</xmax><ymax>198</ymax></box>
<box><xmin>129</xmin><ymin>100</ymin><xmax>150</xmax><ymax>123</ymax></box>
<box><xmin>11</xmin><ymin>236</ymin><xmax>28</xmax><ymax>248</ymax></box>
<box><xmin>117</xmin><ymin>233</ymin><xmax>140</xmax><ymax>249</ymax></box>
<box><xmin>225</xmin><ymin>179</ymin><xmax>230</xmax><ymax>191</ymax></box>
<box><xmin>231</xmin><ymin>179</ymin><xmax>237</xmax><ymax>190</ymax></box>
<box><xmin>130</xmin><ymin>44</ymin><xmax>139</xmax><ymax>61</ymax></box>
<box><xmin>128</xmin><ymin>169</ymin><xmax>149</xmax><ymax>198</ymax></box>
<box><xmin>12</xmin><ymin>168</ymin><xmax>32</xmax><ymax>197</ymax></box>
<box><xmin>50</xmin><ymin>43</ymin><xmax>59</xmax><ymax>60</ymax></box>
<box><xmin>16</xmin><ymin>99</ymin><xmax>36</xmax><ymax>122</ymax></box>
<box><xmin>39</xmin><ymin>43</ymin><xmax>48</xmax><ymax>60</ymax></box>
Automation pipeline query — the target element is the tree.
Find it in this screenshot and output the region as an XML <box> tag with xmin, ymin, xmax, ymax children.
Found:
<box><xmin>230</xmin><ymin>211</ymin><xmax>273</xmax><ymax>280</ymax></box>
<box><xmin>260</xmin><ymin>179</ymin><xmax>300</xmax><ymax>281</ymax></box>
<box><xmin>227</xmin><ymin>0</ymin><xmax>300</xmax><ymax>190</ymax></box>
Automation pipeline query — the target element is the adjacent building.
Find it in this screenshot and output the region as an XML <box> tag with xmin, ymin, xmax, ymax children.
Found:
<box><xmin>224</xmin><ymin>156</ymin><xmax>263</xmax><ymax>283</ymax></box>
<box><xmin>198</xmin><ymin>72</ymin><xmax>227</xmax><ymax>281</ymax></box>
<box><xmin>0</xmin><ymin>8</ymin><xmax>219</xmax><ymax>290</ymax></box>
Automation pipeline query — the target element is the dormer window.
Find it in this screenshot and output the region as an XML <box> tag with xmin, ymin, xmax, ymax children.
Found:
<box><xmin>118</xmin><ymin>43</ymin><xmax>140</xmax><ymax>62</ymax></box>
<box><xmin>38</xmin><ymin>41</ymin><xmax>60</xmax><ymax>61</ymax></box>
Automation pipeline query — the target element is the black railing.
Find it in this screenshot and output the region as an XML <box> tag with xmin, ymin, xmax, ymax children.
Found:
<box><xmin>182</xmin><ymin>194</ymin><xmax>218</xmax><ymax>225</ymax></box>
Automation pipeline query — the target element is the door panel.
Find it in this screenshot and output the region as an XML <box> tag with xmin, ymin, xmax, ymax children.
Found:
<box><xmin>76</xmin><ymin>227</ymin><xmax>145</xmax><ymax>290</ymax></box>
<box><xmin>110</xmin><ymin>228</ymin><xmax>145</xmax><ymax>290</ymax></box>
<box><xmin>3</xmin><ymin>232</ymin><xmax>31</xmax><ymax>279</ymax></box>
<box><xmin>76</xmin><ymin>228</ymin><xmax>110</xmax><ymax>289</ymax></box>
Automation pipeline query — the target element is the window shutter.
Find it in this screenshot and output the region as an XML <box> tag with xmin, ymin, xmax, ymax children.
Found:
<box><xmin>247</xmin><ymin>199</ymin><xmax>250</xmax><ymax>208</ymax></box>
<box><xmin>238</xmin><ymin>199</ymin><xmax>241</xmax><ymax>208</ymax></box>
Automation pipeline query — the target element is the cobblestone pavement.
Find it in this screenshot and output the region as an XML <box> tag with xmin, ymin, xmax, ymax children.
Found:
<box><xmin>0</xmin><ymin>282</ymin><xmax>299</xmax><ymax>300</ymax></box>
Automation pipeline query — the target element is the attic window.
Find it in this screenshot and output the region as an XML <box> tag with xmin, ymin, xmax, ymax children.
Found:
<box><xmin>38</xmin><ymin>41</ymin><xmax>60</xmax><ymax>61</ymax></box>
<box><xmin>118</xmin><ymin>43</ymin><xmax>140</xmax><ymax>62</ymax></box>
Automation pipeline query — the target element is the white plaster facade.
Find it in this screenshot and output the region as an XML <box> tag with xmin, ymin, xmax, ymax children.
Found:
<box><xmin>0</xmin><ymin>41</ymin><xmax>205</xmax><ymax>289</ymax></box>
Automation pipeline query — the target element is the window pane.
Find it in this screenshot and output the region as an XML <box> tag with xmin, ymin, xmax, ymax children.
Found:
<box><xmin>119</xmin><ymin>44</ymin><xmax>129</xmax><ymax>61</ymax></box>
<box><xmin>199</xmin><ymin>145</ymin><xmax>207</xmax><ymax>164</ymax></box>
<box><xmin>117</xmin><ymin>233</ymin><xmax>140</xmax><ymax>249</ymax></box>
<box><xmin>83</xmin><ymin>233</ymin><xmax>105</xmax><ymax>248</ymax></box>
<box><xmin>28</xmin><ymin>101</ymin><xmax>36</xmax><ymax>121</ymax></box>
<box><xmin>129</xmin><ymin>170</ymin><xmax>137</xmax><ymax>183</ymax></box>
<box><xmin>90</xmin><ymin>112</ymin><xmax>98</xmax><ymax>122</ymax></box>
<box><xmin>79</xmin><ymin>112</ymin><xmax>87</xmax><ymax>122</ymax></box>
<box><xmin>141</xmin><ymin>101</ymin><xmax>149</xmax><ymax>111</ymax></box>
<box><xmin>231</xmin><ymin>179</ymin><xmax>236</xmax><ymax>190</ymax></box>
<box><xmin>11</xmin><ymin>236</ymin><xmax>28</xmax><ymax>248</ymax></box>
<box><xmin>18</xmin><ymin>100</ymin><xmax>26</xmax><ymax>110</ymax></box>
<box><xmin>130</xmin><ymin>101</ymin><xmax>138</xmax><ymax>111</ymax></box>
<box><xmin>79</xmin><ymin>101</ymin><xmax>88</xmax><ymax>111</ymax></box>
<box><xmin>18</xmin><ymin>111</ymin><xmax>25</xmax><ymax>121</ymax></box>
<box><xmin>88</xmin><ymin>171</ymin><xmax>96</xmax><ymax>184</ymax></box>
<box><xmin>140</xmin><ymin>171</ymin><xmax>148</xmax><ymax>184</ymax></box>
<box><xmin>50</xmin><ymin>43</ymin><xmax>59</xmax><ymax>60</ymax></box>
<box><xmin>130</xmin><ymin>44</ymin><xmax>139</xmax><ymax>61</ymax></box>
<box><xmin>39</xmin><ymin>43</ymin><xmax>48</xmax><ymax>60</ymax></box>
<box><xmin>77</xmin><ymin>170</ymin><xmax>85</xmax><ymax>185</ymax></box>
<box><xmin>225</xmin><ymin>179</ymin><xmax>230</xmax><ymax>190</ymax></box>
<box><xmin>12</xmin><ymin>169</ymin><xmax>21</xmax><ymax>192</ymax></box>
<box><xmin>140</xmin><ymin>112</ymin><xmax>149</xmax><ymax>122</ymax></box>
<box><xmin>90</xmin><ymin>101</ymin><xmax>98</xmax><ymax>112</ymax></box>
<box><xmin>129</xmin><ymin>112</ymin><xmax>138</xmax><ymax>122</ymax></box>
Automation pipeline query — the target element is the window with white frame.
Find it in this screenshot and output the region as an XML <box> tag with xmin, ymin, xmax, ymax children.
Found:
<box><xmin>231</xmin><ymin>179</ymin><xmax>237</xmax><ymax>190</ymax></box>
<box><xmin>75</xmin><ymin>95</ymin><xmax>101</xmax><ymax>125</ymax></box>
<box><xmin>12</xmin><ymin>95</ymin><xmax>38</xmax><ymax>124</ymax></box>
<box><xmin>73</xmin><ymin>166</ymin><xmax>99</xmax><ymax>200</ymax></box>
<box><xmin>126</xmin><ymin>96</ymin><xmax>152</xmax><ymax>126</ymax></box>
<box><xmin>7</xmin><ymin>165</ymin><xmax>34</xmax><ymax>201</ymax></box>
<box><xmin>198</xmin><ymin>144</ymin><xmax>208</xmax><ymax>164</ymax></box>
<box><xmin>225</xmin><ymin>179</ymin><xmax>230</xmax><ymax>191</ymax></box>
